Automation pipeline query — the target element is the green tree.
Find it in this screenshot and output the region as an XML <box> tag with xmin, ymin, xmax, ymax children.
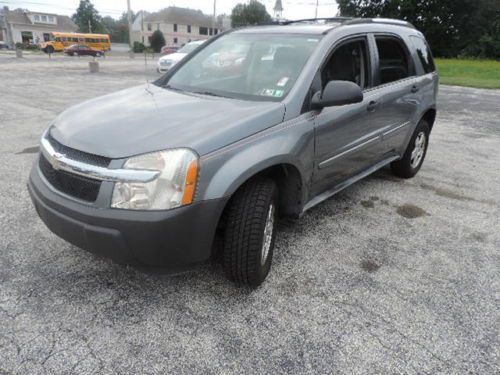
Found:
<box><xmin>72</xmin><ymin>0</ymin><xmax>106</xmax><ymax>33</ymax></box>
<box><xmin>231</xmin><ymin>0</ymin><xmax>272</xmax><ymax>28</ymax></box>
<box><xmin>150</xmin><ymin>30</ymin><xmax>166</xmax><ymax>53</ymax></box>
<box><xmin>336</xmin><ymin>0</ymin><xmax>500</xmax><ymax>58</ymax></box>
<box><xmin>102</xmin><ymin>12</ymin><xmax>131</xmax><ymax>43</ymax></box>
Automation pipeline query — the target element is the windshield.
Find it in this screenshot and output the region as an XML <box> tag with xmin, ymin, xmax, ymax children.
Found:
<box><xmin>178</xmin><ymin>42</ymin><xmax>203</xmax><ymax>54</ymax></box>
<box><xmin>164</xmin><ymin>33</ymin><xmax>321</xmax><ymax>101</ymax></box>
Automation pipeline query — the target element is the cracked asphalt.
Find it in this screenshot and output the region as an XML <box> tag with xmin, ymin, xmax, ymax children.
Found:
<box><xmin>1</xmin><ymin>54</ymin><xmax>499</xmax><ymax>374</ymax></box>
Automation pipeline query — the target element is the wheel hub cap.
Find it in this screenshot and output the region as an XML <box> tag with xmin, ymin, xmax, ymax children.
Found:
<box><xmin>261</xmin><ymin>203</ymin><xmax>275</xmax><ymax>265</ymax></box>
<box><xmin>410</xmin><ymin>132</ymin><xmax>426</xmax><ymax>169</ymax></box>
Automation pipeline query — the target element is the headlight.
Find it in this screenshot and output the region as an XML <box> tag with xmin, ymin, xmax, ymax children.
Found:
<box><xmin>111</xmin><ymin>149</ymin><xmax>198</xmax><ymax>210</ymax></box>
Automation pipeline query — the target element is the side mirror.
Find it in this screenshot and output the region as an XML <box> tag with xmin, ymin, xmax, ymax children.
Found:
<box><xmin>311</xmin><ymin>80</ymin><xmax>363</xmax><ymax>110</ymax></box>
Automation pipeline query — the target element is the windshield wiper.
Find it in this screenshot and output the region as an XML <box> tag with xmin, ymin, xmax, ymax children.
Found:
<box><xmin>164</xmin><ymin>84</ymin><xmax>184</xmax><ymax>92</ymax></box>
<box><xmin>191</xmin><ymin>90</ymin><xmax>229</xmax><ymax>98</ymax></box>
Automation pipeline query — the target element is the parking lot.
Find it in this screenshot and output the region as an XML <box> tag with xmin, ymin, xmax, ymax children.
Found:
<box><xmin>1</xmin><ymin>54</ymin><xmax>499</xmax><ymax>374</ymax></box>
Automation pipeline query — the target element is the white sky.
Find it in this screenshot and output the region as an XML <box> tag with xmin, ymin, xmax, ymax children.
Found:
<box><xmin>3</xmin><ymin>0</ymin><xmax>338</xmax><ymax>20</ymax></box>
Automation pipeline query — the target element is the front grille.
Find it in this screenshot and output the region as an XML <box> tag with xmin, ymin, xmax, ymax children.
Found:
<box><xmin>48</xmin><ymin>133</ymin><xmax>111</xmax><ymax>167</ymax></box>
<box><xmin>39</xmin><ymin>154</ymin><xmax>102</xmax><ymax>202</ymax></box>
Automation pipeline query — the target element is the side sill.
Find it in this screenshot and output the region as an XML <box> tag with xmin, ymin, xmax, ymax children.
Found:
<box><xmin>302</xmin><ymin>155</ymin><xmax>400</xmax><ymax>213</ymax></box>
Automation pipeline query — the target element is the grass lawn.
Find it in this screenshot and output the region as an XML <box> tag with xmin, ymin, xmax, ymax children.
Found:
<box><xmin>435</xmin><ymin>58</ymin><xmax>500</xmax><ymax>89</ymax></box>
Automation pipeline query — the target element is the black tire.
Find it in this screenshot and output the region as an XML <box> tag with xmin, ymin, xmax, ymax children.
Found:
<box><xmin>391</xmin><ymin>120</ymin><xmax>430</xmax><ymax>178</ymax></box>
<box><xmin>46</xmin><ymin>46</ymin><xmax>54</xmax><ymax>54</ymax></box>
<box><xmin>223</xmin><ymin>178</ymin><xmax>278</xmax><ymax>286</ymax></box>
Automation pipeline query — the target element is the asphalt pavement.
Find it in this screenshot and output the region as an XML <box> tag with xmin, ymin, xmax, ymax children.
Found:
<box><xmin>0</xmin><ymin>55</ymin><xmax>499</xmax><ymax>374</ymax></box>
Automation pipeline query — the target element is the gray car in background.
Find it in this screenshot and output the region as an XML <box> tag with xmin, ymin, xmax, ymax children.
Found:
<box><xmin>28</xmin><ymin>18</ymin><xmax>438</xmax><ymax>286</ymax></box>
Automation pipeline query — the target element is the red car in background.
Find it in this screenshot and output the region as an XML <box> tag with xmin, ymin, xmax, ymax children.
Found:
<box><xmin>64</xmin><ymin>44</ymin><xmax>104</xmax><ymax>57</ymax></box>
<box><xmin>160</xmin><ymin>46</ymin><xmax>179</xmax><ymax>56</ymax></box>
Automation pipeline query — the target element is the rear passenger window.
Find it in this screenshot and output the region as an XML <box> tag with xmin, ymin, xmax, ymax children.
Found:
<box><xmin>375</xmin><ymin>37</ymin><xmax>410</xmax><ymax>84</ymax></box>
<box><xmin>410</xmin><ymin>36</ymin><xmax>435</xmax><ymax>74</ymax></box>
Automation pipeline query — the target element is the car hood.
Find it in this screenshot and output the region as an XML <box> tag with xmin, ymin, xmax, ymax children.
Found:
<box><xmin>159</xmin><ymin>52</ymin><xmax>186</xmax><ymax>63</ymax></box>
<box><xmin>50</xmin><ymin>84</ymin><xmax>285</xmax><ymax>158</ymax></box>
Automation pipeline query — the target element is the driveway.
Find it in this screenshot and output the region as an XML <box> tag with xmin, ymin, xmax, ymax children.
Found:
<box><xmin>0</xmin><ymin>57</ymin><xmax>499</xmax><ymax>374</ymax></box>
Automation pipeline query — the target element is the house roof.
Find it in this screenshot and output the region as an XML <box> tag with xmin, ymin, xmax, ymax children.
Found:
<box><xmin>140</xmin><ymin>6</ymin><xmax>221</xmax><ymax>28</ymax></box>
<box><xmin>5</xmin><ymin>8</ymin><xmax>77</xmax><ymax>31</ymax></box>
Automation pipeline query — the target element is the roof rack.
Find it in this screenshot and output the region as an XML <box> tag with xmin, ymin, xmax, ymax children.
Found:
<box><xmin>279</xmin><ymin>17</ymin><xmax>415</xmax><ymax>29</ymax></box>
<box><xmin>345</xmin><ymin>18</ymin><xmax>415</xmax><ymax>29</ymax></box>
<box><xmin>279</xmin><ymin>17</ymin><xmax>352</xmax><ymax>25</ymax></box>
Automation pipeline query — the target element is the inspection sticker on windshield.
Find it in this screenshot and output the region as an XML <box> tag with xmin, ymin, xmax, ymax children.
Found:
<box><xmin>277</xmin><ymin>77</ymin><xmax>289</xmax><ymax>87</ymax></box>
<box><xmin>261</xmin><ymin>89</ymin><xmax>284</xmax><ymax>98</ymax></box>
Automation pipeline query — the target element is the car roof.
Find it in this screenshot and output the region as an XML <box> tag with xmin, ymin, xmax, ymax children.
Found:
<box><xmin>232</xmin><ymin>17</ymin><xmax>415</xmax><ymax>35</ymax></box>
<box><xmin>234</xmin><ymin>23</ymin><xmax>339</xmax><ymax>35</ymax></box>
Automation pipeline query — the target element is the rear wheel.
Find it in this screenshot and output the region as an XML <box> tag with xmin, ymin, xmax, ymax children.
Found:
<box><xmin>391</xmin><ymin>120</ymin><xmax>430</xmax><ymax>178</ymax></box>
<box><xmin>223</xmin><ymin>178</ymin><xmax>278</xmax><ymax>287</ymax></box>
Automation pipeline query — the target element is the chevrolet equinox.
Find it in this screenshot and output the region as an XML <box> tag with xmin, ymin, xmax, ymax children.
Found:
<box><xmin>29</xmin><ymin>18</ymin><xmax>438</xmax><ymax>286</ymax></box>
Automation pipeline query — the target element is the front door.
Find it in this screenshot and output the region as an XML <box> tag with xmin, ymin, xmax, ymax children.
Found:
<box><xmin>311</xmin><ymin>36</ymin><xmax>382</xmax><ymax>196</ymax></box>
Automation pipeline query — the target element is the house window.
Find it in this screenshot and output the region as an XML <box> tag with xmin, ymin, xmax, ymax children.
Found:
<box><xmin>147</xmin><ymin>23</ymin><xmax>151</xmax><ymax>31</ymax></box>
<box><xmin>48</xmin><ymin>16</ymin><xmax>54</xmax><ymax>23</ymax></box>
<box><xmin>214</xmin><ymin>28</ymin><xmax>218</xmax><ymax>35</ymax></box>
<box><xmin>173</xmin><ymin>37</ymin><xmax>178</xmax><ymax>44</ymax></box>
<box><xmin>34</xmin><ymin>15</ymin><xmax>40</xmax><ymax>22</ymax></box>
<box><xmin>187</xmin><ymin>25</ymin><xmax>191</xmax><ymax>33</ymax></box>
<box><xmin>199</xmin><ymin>26</ymin><xmax>208</xmax><ymax>35</ymax></box>
<box><xmin>21</xmin><ymin>31</ymin><xmax>33</xmax><ymax>44</ymax></box>
<box><xmin>173</xmin><ymin>24</ymin><xmax>178</xmax><ymax>32</ymax></box>
<box><xmin>41</xmin><ymin>15</ymin><xmax>47</xmax><ymax>22</ymax></box>
<box><xmin>157</xmin><ymin>23</ymin><xmax>160</xmax><ymax>30</ymax></box>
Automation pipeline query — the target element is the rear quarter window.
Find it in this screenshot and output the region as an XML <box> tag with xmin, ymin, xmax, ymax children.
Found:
<box><xmin>410</xmin><ymin>36</ymin><xmax>435</xmax><ymax>74</ymax></box>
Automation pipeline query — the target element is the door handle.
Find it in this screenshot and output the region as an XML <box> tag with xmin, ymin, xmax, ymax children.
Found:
<box><xmin>367</xmin><ymin>100</ymin><xmax>378</xmax><ymax>112</ymax></box>
<box><xmin>411</xmin><ymin>85</ymin><xmax>419</xmax><ymax>93</ymax></box>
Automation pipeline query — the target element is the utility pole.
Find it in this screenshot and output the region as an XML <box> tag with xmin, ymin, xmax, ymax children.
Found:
<box><xmin>126</xmin><ymin>0</ymin><xmax>133</xmax><ymax>49</ymax></box>
<box><xmin>212</xmin><ymin>0</ymin><xmax>216</xmax><ymax>35</ymax></box>
<box><xmin>315</xmin><ymin>0</ymin><xmax>319</xmax><ymax>18</ymax></box>
<box><xmin>88</xmin><ymin>19</ymin><xmax>92</xmax><ymax>33</ymax></box>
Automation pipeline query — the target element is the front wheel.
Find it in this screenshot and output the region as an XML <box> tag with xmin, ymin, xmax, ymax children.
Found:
<box><xmin>391</xmin><ymin>120</ymin><xmax>430</xmax><ymax>178</ymax></box>
<box><xmin>223</xmin><ymin>178</ymin><xmax>278</xmax><ymax>287</ymax></box>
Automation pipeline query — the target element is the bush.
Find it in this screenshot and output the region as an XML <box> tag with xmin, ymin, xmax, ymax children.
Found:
<box><xmin>150</xmin><ymin>30</ymin><xmax>166</xmax><ymax>53</ymax></box>
<box><xmin>15</xmin><ymin>42</ymin><xmax>40</xmax><ymax>51</ymax></box>
<box><xmin>132</xmin><ymin>41</ymin><xmax>145</xmax><ymax>53</ymax></box>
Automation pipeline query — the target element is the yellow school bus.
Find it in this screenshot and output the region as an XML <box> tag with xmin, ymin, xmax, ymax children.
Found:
<box><xmin>40</xmin><ymin>32</ymin><xmax>111</xmax><ymax>53</ymax></box>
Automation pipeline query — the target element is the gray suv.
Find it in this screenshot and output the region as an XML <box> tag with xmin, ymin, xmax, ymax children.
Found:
<box><xmin>28</xmin><ymin>18</ymin><xmax>438</xmax><ymax>286</ymax></box>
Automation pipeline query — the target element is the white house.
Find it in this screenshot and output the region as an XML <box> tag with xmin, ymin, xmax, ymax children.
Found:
<box><xmin>131</xmin><ymin>7</ymin><xmax>227</xmax><ymax>47</ymax></box>
<box><xmin>0</xmin><ymin>6</ymin><xmax>77</xmax><ymax>47</ymax></box>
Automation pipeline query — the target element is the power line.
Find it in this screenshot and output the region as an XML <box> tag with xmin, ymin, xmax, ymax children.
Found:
<box><xmin>0</xmin><ymin>0</ymin><xmax>125</xmax><ymax>15</ymax></box>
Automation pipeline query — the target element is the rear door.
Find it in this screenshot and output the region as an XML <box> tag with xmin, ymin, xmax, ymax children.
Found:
<box><xmin>368</xmin><ymin>34</ymin><xmax>422</xmax><ymax>155</ymax></box>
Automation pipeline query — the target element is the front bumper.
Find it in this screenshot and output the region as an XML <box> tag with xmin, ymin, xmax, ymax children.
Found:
<box><xmin>28</xmin><ymin>162</ymin><xmax>228</xmax><ymax>267</ymax></box>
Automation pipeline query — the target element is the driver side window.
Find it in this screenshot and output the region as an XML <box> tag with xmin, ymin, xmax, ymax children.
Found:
<box><xmin>322</xmin><ymin>39</ymin><xmax>370</xmax><ymax>90</ymax></box>
<box><xmin>305</xmin><ymin>38</ymin><xmax>369</xmax><ymax>113</ymax></box>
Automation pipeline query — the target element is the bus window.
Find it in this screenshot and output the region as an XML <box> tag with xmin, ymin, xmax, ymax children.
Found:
<box><xmin>78</xmin><ymin>38</ymin><xmax>84</xmax><ymax>42</ymax></box>
<box><xmin>72</xmin><ymin>37</ymin><xmax>78</xmax><ymax>42</ymax></box>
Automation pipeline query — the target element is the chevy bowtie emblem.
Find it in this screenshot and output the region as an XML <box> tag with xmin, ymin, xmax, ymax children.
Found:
<box><xmin>51</xmin><ymin>152</ymin><xmax>64</xmax><ymax>170</ymax></box>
